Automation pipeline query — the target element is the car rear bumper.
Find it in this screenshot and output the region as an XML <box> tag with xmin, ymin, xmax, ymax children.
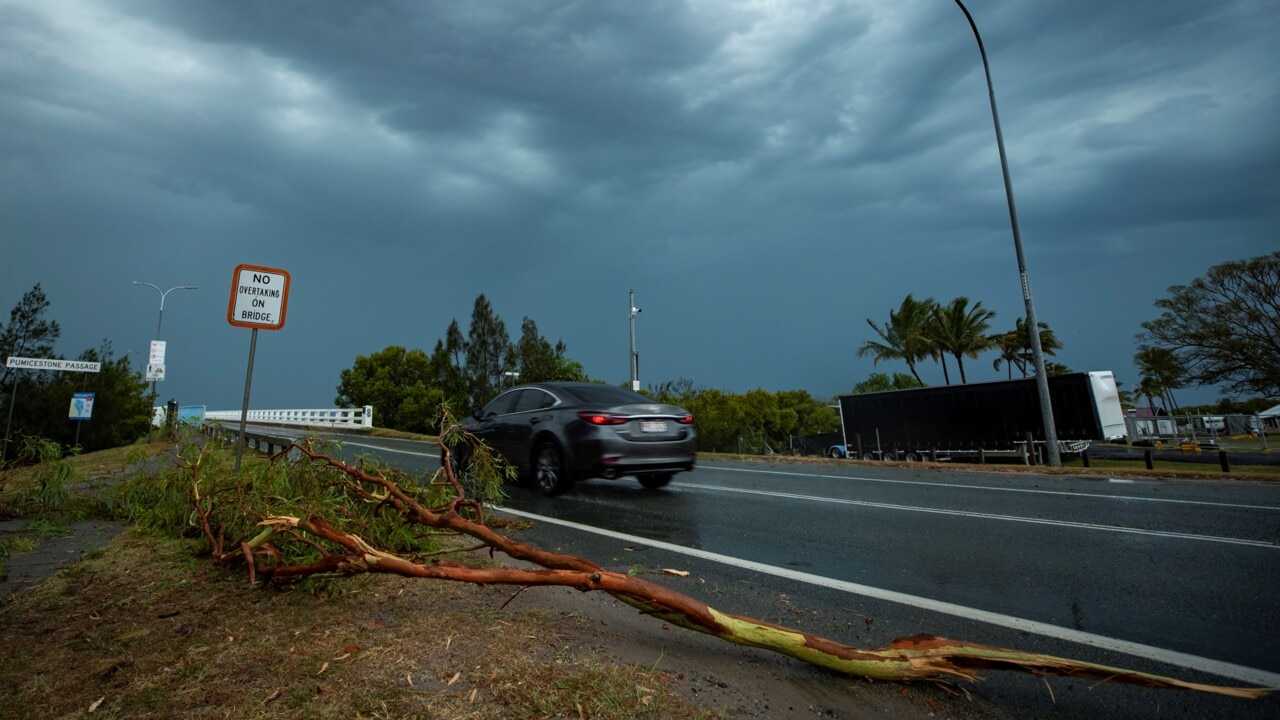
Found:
<box><xmin>567</xmin><ymin>437</ymin><xmax>696</xmax><ymax>479</ymax></box>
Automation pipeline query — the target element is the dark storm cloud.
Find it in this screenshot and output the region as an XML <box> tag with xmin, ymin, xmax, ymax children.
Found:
<box><xmin>2</xmin><ymin>0</ymin><xmax>1276</xmax><ymax>411</ymax></box>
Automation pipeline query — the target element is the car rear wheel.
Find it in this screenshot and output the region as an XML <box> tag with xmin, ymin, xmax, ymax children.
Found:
<box><xmin>637</xmin><ymin>473</ymin><xmax>673</xmax><ymax>489</ymax></box>
<box><xmin>534</xmin><ymin>442</ymin><xmax>570</xmax><ymax>496</ymax></box>
<box><xmin>442</xmin><ymin>443</ymin><xmax>469</xmax><ymax>478</ymax></box>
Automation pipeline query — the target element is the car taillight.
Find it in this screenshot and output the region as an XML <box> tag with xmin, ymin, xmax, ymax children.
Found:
<box><xmin>676</xmin><ymin>415</ymin><xmax>693</xmax><ymax>424</ymax></box>
<box><xmin>579</xmin><ymin>412</ymin><xmax>629</xmax><ymax>425</ymax></box>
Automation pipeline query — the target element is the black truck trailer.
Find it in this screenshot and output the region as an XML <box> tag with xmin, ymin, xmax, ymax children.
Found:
<box><xmin>834</xmin><ymin>371</ymin><xmax>1127</xmax><ymax>462</ymax></box>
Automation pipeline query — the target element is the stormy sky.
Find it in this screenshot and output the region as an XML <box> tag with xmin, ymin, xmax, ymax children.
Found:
<box><xmin>2</xmin><ymin>0</ymin><xmax>1277</xmax><ymax>413</ymax></box>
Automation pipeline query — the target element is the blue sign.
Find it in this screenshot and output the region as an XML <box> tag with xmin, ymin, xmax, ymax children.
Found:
<box><xmin>68</xmin><ymin>392</ymin><xmax>95</xmax><ymax>421</ymax></box>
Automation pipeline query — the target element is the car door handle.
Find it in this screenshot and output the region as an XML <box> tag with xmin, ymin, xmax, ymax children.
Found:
<box><xmin>529</xmin><ymin>417</ymin><xmax>541</xmax><ymax>424</ymax></box>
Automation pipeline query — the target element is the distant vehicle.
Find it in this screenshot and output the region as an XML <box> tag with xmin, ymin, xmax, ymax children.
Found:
<box><xmin>834</xmin><ymin>371</ymin><xmax>1128</xmax><ymax>462</ymax></box>
<box><xmin>443</xmin><ymin>382</ymin><xmax>697</xmax><ymax>495</ymax></box>
<box><xmin>1200</xmin><ymin>416</ymin><xmax>1226</xmax><ymax>433</ymax></box>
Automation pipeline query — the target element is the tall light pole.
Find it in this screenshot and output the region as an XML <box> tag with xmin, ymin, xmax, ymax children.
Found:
<box><xmin>629</xmin><ymin>289</ymin><xmax>641</xmax><ymax>392</ymax></box>
<box><xmin>952</xmin><ymin>0</ymin><xmax>1060</xmax><ymax>467</ymax></box>
<box><xmin>132</xmin><ymin>281</ymin><xmax>197</xmax><ymax>407</ymax></box>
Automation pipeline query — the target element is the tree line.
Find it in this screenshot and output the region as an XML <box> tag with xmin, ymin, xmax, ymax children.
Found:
<box><xmin>856</xmin><ymin>294</ymin><xmax>1071</xmax><ymax>387</ymax></box>
<box><xmin>334</xmin><ymin>294</ymin><xmax>588</xmax><ymax>434</ymax></box>
<box><xmin>1</xmin><ymin>285</ymin><xmax>151</xmax><ymax>459</ymax></box>
<box><xmin>2</xmin><ymin>252</ymin><xmax>1274</xmax><ymax>462</ymax></box>
<box><xmin>854</xmin><ymin>251</ymin><xmax>1278</xmax><ymax>416</ymax></box>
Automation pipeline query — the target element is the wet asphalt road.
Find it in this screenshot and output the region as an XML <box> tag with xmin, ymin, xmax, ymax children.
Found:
<box><xmin>309</xmin><ymin>433</ymin><xmax>1280</xmax><ymax>719</ymax></box>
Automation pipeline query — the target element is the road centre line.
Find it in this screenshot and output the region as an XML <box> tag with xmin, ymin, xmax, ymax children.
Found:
<box><xmin>675</xmin><ymin>482</ymin><xmax>1276</xmax><ymax>548</ymax></box>
<box><xmin>697</xmin><ymin>464</ymin><xmax>1280</xmax><ymax>512</ymax></box>
<box><xmin>495</xmin><ymin>506</ymin><xmax>1280</xmax><ymax>689</ymax></box>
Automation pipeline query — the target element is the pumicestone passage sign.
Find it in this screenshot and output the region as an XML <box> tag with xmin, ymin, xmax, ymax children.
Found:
<box><xmin>227</xmin><ymin>264</ymin><xmax>290</xmax><ymax>330</ymax></box>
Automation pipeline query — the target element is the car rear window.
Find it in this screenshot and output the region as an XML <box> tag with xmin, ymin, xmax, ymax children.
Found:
<box><xmin>562</xmin><ymin>385</ymin><xmax>647</xmax><ymax>405</ymax></box>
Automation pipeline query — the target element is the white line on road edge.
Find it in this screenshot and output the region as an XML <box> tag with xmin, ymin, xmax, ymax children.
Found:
<box><xmin>495</xmin><ymin>506</ymin><xmax>1280</xmax><ymax>690</ymax></box>
<box><xmin>698</xmin><ymin>464</ymin><xmax>1280</xmax><ymax>512</ymax></box>
<box><xmin>674</xmin><ymin>483</ymin><xmax>1278</xmax><ymax>549</ymax></box>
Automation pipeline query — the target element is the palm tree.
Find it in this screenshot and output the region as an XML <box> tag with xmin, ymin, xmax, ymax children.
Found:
<box><xmin>991</xmin><ymin>318</ymin><xmax>1062</xmax><ymax>378</ymax></box>
<box><xmin>1134</xmin><ymin>345</ymin><xmax>1186</xmax><ymax>413</ymax></box>
<box><xmin>928</xmin><ymin>297</ymin><xmax>996</xmax><ymax>384</ymax></box>
<box><xmin>857</xmin><ymin>294</ymin><xmax>937</xmax><ymax>385</ymax></box>
<box><xmin>1137</xmin><ymin>375</ymin><xmax>1166</xmax><ymax>415</ymax></box>
<box><xmin>991</xmin><ymin>331</ymin><xmax>1024</xmax><ymax>379</ymax></box>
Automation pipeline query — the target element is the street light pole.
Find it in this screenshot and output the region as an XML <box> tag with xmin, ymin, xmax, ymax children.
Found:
<box><xmin>952</xmin><ymin>0</ymin><xmax>1060</xmax><ymax>467</ymax></box>
<box><xmin>132</xmin><ymin>281</ymin><xmax>197</xmax><ymax>409</ymax></box>
<box><xmin>629</xmin><ymin>290</ymin><xmax>641</xmax><ymax>392</ymax></box>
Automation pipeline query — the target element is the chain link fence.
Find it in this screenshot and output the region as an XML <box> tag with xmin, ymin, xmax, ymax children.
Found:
<box><xmin>1123</xmin><ymin>413</ymin><xmax>1269</xmax><ymax>448</ymax></box>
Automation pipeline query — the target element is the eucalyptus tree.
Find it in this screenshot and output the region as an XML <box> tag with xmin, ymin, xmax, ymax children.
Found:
<box><xmin>1</xmin><ymin>284</ymin><xmax>61</xmax><ymax>396</ymax></box>
<box><xmin>928</xmin><ymin>297</ymin><xmax>996</xmax><ymax>384</ymax></box>
<box><xmin>464</xmin><ymin>295</ymin><xmax>514</xmax><ymax>407</ymax></box>
<box><xmin>857</xmin><ymin>294</ymin><xmax>937</xmax><ymax>385</ymax></box>
<box><xmin>1137</xmin><ymin>251</ymin><xmax>1280</xmax><ymax>399</ymax></box>
<box><xmin>515</xmin><ymin>317</ymin><xmax>586</xmax><ymax>383</ymax></box>
<box><xmin>335</xmin><ymin>346</ymin><xmax>439</xmax><ymax>434</ymax></box>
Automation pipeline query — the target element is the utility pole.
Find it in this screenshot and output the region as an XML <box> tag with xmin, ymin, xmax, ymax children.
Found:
<box><xmin>629</xmin><ymin>290</ymin><xmax>641</xmax><ymax>392</ymax></box>
<box><xmin>953</xmin><ymin>0</ymin><xmax>1060</xmax><ymax>466</ymax></box>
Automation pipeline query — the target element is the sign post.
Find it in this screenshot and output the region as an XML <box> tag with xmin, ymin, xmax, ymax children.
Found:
<box><xmin>68</xmin><ymin>391</ymin><xmax>95</xmax><ymax>447</ymax></box>
<box><xmin>3</xmin><ymin>357</ymin><xmax>102</xmax><ymax>461</ymax></box>
<box><xmin>226</xmin><ymin>264</ymin><xmax>291</xmax><ymax>472</ymax></box>
<box><xmin>146</xmin><ymin>340</ymin><xmax>167</xmax><ymax>383</ymax></box>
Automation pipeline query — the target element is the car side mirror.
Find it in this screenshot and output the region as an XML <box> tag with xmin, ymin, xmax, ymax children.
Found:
<box><xmin>472</xmin><ymin>408</ymin><xmax>485</xmax><ymax>420</ymax></box>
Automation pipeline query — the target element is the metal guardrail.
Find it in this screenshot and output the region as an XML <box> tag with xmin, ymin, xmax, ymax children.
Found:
<box><xmin>203</xmin><ymin>406</ymin><xmax>374</xmax><ymax>429</ymax></box>
<box><xmin>201</xmin><ymin>422</ymin><xmax>296</xmax><ymax>456</ymax></box>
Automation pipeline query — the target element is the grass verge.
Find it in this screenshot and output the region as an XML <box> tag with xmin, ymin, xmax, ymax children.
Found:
<box><xmin>0</xmin><ymin>530</ymin><xmax>722</xmax><ymax>720</ymax></box>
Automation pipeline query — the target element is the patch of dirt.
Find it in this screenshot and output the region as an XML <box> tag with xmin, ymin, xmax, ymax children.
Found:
<box><xmin>0</xmin><ymin>518</ymin><xmax>127</xmax><ymax>599</ymax></box>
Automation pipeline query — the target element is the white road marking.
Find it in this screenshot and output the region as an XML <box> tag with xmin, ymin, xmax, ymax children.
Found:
<box><xmin>338</xmin><ymin>440</ymin><xmax>439</xmax><ymax>458</ymax></box>
<box><xmin>697</xmin><ymin>464</ymin><xmax>1280</xmax><ymax>512</ymax></box>
<box><xmin>495</xmin><ymin>506</ymin><xmax>1280</xmax><ymax>690</ymax></box>
<box><xmin>672</xmin><ymin>482</ymin><xmax>1277</xmax><ymax>548</ymax></box>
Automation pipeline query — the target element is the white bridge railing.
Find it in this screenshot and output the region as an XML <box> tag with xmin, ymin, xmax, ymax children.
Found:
<box><xmin>203</xmin><ymin>406</ymin><xmax>374</xmax><ymax>429</ymax></box>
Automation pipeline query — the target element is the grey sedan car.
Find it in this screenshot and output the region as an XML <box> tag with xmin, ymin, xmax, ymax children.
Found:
<box><xmin>444</xmin><ymin>382</ymin><xmax>697</xmax><ymax>495</ymax></box>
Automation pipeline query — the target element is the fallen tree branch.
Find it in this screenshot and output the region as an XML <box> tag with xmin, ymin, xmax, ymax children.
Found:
<box><xmin>199</xmin><ymin>439</ymin><xmax>1267</xmax><ymax>700</ymax></box>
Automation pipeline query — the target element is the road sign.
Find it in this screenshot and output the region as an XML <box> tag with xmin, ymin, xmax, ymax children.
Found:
<box><xmin>146</xmin><ymin>364</ymin><xmax>166</xmax><ymax>381</ymax></box>
<box><xmin>227</xmin><ymin>264</ymin><xmax>290</xmax><ymax>330</ymax></box>
<box><xmin>68</xmin><ymin>392</ymin><xmax>95</xmax><ymax>420</ymax></box>
<box><xmin>150</xmin><ymin>340</ymin><xmax>166</xmax><ymax>365</ymax></box>
<box><xmin>6</xmin><ymin>357</ymin><xmax>101</xmax><ymax>373</ymax></box>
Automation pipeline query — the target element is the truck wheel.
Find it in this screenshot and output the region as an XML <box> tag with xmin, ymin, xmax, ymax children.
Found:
<box><xmin>904</xmin><ymin>451</ymin><xmax>922</xmax><ymax>462</ymax></box>
<box><xmin>862</xmin><ymin>452</ymin><xmax>876</xmax><ymax>461</ymax></box>
<box><xmin>828</xmin><ymin>447</ymin><xmax>844</xmax><ymax>458</ymax></box>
